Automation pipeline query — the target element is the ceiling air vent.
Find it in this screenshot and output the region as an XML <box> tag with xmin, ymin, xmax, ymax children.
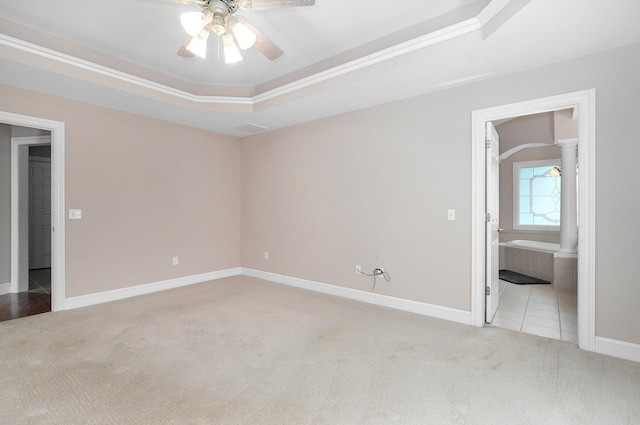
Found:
<box><xmin>236</xmin><ymin>123</ymin><xmax>267</xmax><ymax>133</ymax></box>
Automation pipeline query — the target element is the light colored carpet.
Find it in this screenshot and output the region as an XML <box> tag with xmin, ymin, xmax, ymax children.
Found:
<box><xmin>1</xmin><ymin>275</ymin><xmax>639</xmax><ymax>424</ymax></box>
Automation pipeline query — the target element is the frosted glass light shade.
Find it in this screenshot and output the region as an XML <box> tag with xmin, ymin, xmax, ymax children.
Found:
<box><xmin>547</xmin><ymin>166</ymin><xmax>562</xmax><ymax>177</ymax></box>
<box><xmin>231</xmin><ymin>21</ymin><xmax>256</xmax><ymax>49</ymax></box>
<box><xmin>223</xmin><ymin>34</ymin><xmax>243</xmax><ymax>64</ymax></box>
<box><xmin>186</xmin><ymin>31</ymin><xmax>209</xmax><ymax>58</ymax></box>
<box><xmin>180</xmin><ymin>11</ymin><xmax>210</xmax><ymax>36</ymax></box>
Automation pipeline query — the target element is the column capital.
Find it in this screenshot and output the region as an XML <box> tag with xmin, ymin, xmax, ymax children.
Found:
<box><xmin>556</xmin><ymin>138</ymin><xmax>578</xmax><ymax>148</ymax></box>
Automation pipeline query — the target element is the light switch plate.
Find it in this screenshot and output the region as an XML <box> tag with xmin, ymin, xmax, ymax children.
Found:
<box><xmin>69</xmin><ymin>209</ymin><xmax>82</xmax><ymax>220</ymax></box>
<box><xmin>448</xmin><ymin>209</ymin><xmax>455</xmax><ymax>221</ymax></box>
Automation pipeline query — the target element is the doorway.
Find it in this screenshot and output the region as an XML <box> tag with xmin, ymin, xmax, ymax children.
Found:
<box><xmin>1</xmin><ymin>136</ymin><xmax>53</xmax><ymax>322</ymax></box>
<box><xmin>489</xmin><ymin>114</ymin><xmax>576</xmax><ymax>342</ymax></box>
<box><xmin>470</xmin><ymin>90</ymin><xmax>596</xmax><ymax>353</ymax></box>
<box><xmin>12</xmin><ymin>137</ymin><xmax>52</xmax><ymax>292</ymax></box>
<box><xmin>2</xmin><ymin>111</ymin><xmax>66</xmax><ymax>313</ymax></box>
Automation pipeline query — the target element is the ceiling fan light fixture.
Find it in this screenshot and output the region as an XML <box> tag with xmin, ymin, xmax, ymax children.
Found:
<box><xmin>230</xmin><ymin>17</ymin><xmax>256</xmax><ymax>49</ymax></box>
<box><xmin>180</xmin><ymin>10</ymin><xmax>212</xmax><ymax>36</ymax></box>
<box><xmin>210</xmin><ymin>14</ymin><xmax>227</xmax><ymax>36</ymax></box>
<box><xmin>176</xmin><ymin>0</ymin><xmax>314</xmax><ymax>63</ymax></box>
<box><xmin>238</xmin><ymin>0</ymin><xmax>253</xmax><ymax>10</ymax></box>
<box><xmin>223</xmin><ymin>33</ymin><xmax>243</xmax><ymax>64</ymax></box>
<box><xmin>547</xmin><ymin>166</ymin><xmax>562</xmax><ymax>177</ymax></box>
<box><xmin>186</xmin><ymin>30</ymin><xmax>209</xmax><ymax>58</ymax></box>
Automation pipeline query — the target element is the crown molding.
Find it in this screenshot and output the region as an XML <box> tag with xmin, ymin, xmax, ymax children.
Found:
<box><xmin>0</xmin><ymin>0</ymin><xmax>515</xmax><ymax>111</ymax></box>
<box><xmin>0</xmin><ymin>33</ymin><xmax>253</xmax><ymax>106</ymax></box>
<box><xmin>251</xmin><ymin>17</ymin><xmax>483</xmax><ymax>105</ymax></box>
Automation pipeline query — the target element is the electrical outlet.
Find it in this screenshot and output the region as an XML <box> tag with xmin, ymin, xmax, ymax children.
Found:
<box><xmin>356</xmin><ymin>265</ymin><xmax>362</xmax><ymax>274</ymax></box>
<box><xmin>172</xmin><ymin>257</ymin><xmax>179</xmax><ymax>266</ymax></box>
<box><xmin>374</xmin><ymin>267</ymin><xmax>384</xmax><ymax>274</ymax></box>
<box><xmin>264</xmin><ymin>252</ymin><xmax>269</xmax><ymax>260</ymax></box>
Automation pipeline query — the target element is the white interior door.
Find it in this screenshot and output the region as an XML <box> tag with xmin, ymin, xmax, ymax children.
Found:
<box><xmin>485</xmin><ymin>122</ymin><xmax>500</xmax><ymax>323</ymax></box>
<box><xmin>28</xmin><ymin>156</ymin><xmax>52</xmax><ymax>270</ymax></box>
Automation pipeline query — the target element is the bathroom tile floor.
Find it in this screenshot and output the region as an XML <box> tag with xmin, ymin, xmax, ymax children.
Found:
<box><xmin>489</xmin><ymin>279</ymin><xmax>577</xmax><ymax>343</ymax></box>
<box><xmin>29</xmin><ymin>267</ymin><xmax>51</xmax><ymax>294</ymax></box>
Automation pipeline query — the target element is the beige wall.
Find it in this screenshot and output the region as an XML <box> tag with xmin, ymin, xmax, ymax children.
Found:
<box><xmin>554</xmin><ymin>109</ymin><xmax>578</xmax><ymax>140</ymax></box>
<box><xmin>1</xmin><ymin>43</ymin><xmax>640</xmax><ymax>346</ymax></box>
<box><xmin>0</xmin><ymin>85</ymin><xmax>242</xmax><ymax>297</ymax></box>
<box><xmin>242</xmin><ymin>43</ymin><xmax>640</xmax><ymax>344</ymax></box>
<box><xmin>11</xmin><ymin>125</ymin><xmax>49</xmax><ymax>138</ymax></box>
<box><xmin>242</xmin><ymin>99</ymin><xmax>472</xmax><ymax>309</ymax></box>
<box><xmin>496</xmin><ymin>112</ymin><xmax>561</xmax><ymax>242</ymax></box>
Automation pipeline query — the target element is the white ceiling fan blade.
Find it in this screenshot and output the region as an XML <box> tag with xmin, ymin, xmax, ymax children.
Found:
<box><xmin>249</xmin><ymin>0</ymin><xmax>315</xmax><ymax>11</ymax></box>
<box><xmin>244</xmin><ymin>20</ymin><xmax>284</xmax><ymax>60</ymax></box>
<box><xmin>177</xmin><ymin>36</ymin><xmax>197</xmax><ymax>57</ymax></box>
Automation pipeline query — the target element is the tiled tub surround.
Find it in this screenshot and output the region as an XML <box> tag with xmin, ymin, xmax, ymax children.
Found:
<box><xmin>500</xmin><ymin>241</ymin><xmax>577</xmax><ymax>293</ymax></box>
<box><xmin>554</xmin><ymin>255</ymin><xmax>578</xmax><ymax>293</ymax></box>
<box><xmin>503</xmin><ymin>245</ymin><xmax>554</xmax><ymax>283</ymax></box>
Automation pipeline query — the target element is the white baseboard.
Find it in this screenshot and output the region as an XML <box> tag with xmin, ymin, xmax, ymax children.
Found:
<box><xmin>52</xmin><ymin>267</ymin><xmax>640</xmax><ymax>363</ymax></box>
<box><xmin>0</xmin><ymin>282</ymin><xmax>10</xmax><ymax>296</ymax></box>
<box><xmin>241</xmin><ymin>268</ymin><xmax>472</xmax><ymax>325</ymax></box>
<box><xmin>595</xmin><ymin>337</ymin><xmax>640</xmax><ymax>363</ymax></box>
<box><xmin>63</xmin><ymin>267</ymin><xmax>242</xmax><ymax>310</ymax></box>
<box><xmin>60</xmin><ymin>266</ymin><xmax>471</xmax><ymax>325</ymax></box>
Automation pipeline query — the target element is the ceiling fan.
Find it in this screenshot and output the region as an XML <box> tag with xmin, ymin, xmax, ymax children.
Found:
<box><xmin>175</xmin><ymin>0</ymin><xmax>315</xmax><ymax>63</ymax></box>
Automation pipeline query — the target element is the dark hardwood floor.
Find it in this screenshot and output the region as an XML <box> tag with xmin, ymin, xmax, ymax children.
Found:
<box><xmin>0</xmin><ymin>268</ymin><xmax>51</xmax><ymax>323</ymax></box>
<box><xmin>0</xmin><ymin>292</ymin><xmax>51</xmax><ymax>322</ymax></box>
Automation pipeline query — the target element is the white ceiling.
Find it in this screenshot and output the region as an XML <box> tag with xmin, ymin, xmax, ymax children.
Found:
<box><xmin>1</xmin><ymin>0</ymin><xmax>640</xmax><ymax>137</ymax></box>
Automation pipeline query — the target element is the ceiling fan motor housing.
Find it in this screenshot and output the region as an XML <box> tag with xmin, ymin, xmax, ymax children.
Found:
<box><xmin>206</xmin><ymin>0</ymin><xmax>240</xmax><ymax>14</ymax></box>
<box><xmin>204</xmin><ymin>0</ymin><xmax>234</xmax><ymax>35</ymax></box>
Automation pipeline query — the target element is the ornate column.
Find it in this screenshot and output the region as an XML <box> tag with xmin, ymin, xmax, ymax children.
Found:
<box><xmin>556</xmin><ymin>138</ymin><xmax>578</xmax><ymax>255</ymax></box>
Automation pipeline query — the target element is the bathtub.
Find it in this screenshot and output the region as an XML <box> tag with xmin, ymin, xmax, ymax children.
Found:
<box><xmin>500</xmin><ymin>239</ymin><xmax>576</xmax><ymax>292</ymax></box>
<box><xmin>500</xmin><ymin>240</ymin><xmax>558</xmax><ymax>285</ymax></box>
<box><xmin>502</xmin><ymin>239</ymin><xmax>559</xmax><ymax>253</ymax></box>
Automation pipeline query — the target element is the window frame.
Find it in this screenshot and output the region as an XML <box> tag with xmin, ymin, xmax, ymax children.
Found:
<box><xmin>512</xmin><ymin>159</ymin><xmax>561</xmax><ymax>232</ymax></box>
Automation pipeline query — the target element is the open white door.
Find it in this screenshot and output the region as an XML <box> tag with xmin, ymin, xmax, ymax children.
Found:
<box><xmin>485</xmin><ymin>121</ymin><xmax>500</xmax><ymax>323</ymax></box>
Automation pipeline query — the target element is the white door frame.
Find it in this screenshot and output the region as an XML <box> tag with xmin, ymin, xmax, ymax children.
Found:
<box><xmin>470</xmin><ymin>89</ymin><xmax>596</xmax><ymax>352</ymax></box>
<box><xmin>5</xmin><ymin>112</ymin><xmax>66</xmax><ymax>312</ymax></box>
